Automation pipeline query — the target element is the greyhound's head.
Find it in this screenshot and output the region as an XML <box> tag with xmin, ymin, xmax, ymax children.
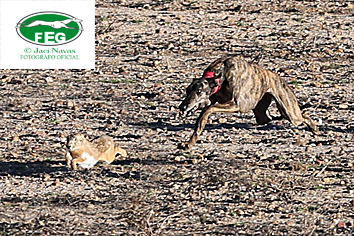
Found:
<box><xmin>71</xmin><ymin>18</ymin><xmax>82</xmax><ymax>23</ymax></box>
<box><xmin>179</xmin><ymin>71</ymin><xmax>221</xmax><ymax>115</ymax></box>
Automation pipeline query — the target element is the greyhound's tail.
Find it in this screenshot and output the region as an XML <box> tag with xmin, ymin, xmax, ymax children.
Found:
<box><xmin>16</xmin><ymin>21</ymin><xmax>35</xmax><ymax>28</ymax></box>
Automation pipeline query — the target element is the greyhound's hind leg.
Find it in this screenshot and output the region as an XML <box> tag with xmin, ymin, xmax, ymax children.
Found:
<box><xmin>271</xmin><ymin>85</ymin><xmax>318</xmax><ymax>133</ymax></box>
<box><xmin>303</xmin><ymin>114</ymin><xmax>319</xmax><ymax>134</ymax></box>
<box><xmin>252</xmin><ymin>93</ymin><xmax>273</xmax><ymax>125</ymax></box>
<box><xmin>270</xmin><ymin>84</ymin><xmax>302</xmax><ymax>126</ymax></box>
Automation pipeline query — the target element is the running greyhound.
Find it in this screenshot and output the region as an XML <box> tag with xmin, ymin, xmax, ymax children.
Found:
<box><xmin>17</xmin><ymin>18</ymin><xmax>82</xmax><ymax>30</ymax></box>
<box><xmin>178</xmin><ymin>56</ymin><xmax>318</xmax><ymax>150</ymax></box>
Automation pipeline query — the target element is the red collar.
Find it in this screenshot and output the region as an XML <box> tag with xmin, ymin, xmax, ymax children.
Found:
<box><xmin>204</xmin><ymin>71</ymin><xmax>215</xmax><ymax>78</ymax></box>
<box><xmin>203</xmin><ymin>71</ymin><xmax>220</xmax><ymax>95</ymax></box>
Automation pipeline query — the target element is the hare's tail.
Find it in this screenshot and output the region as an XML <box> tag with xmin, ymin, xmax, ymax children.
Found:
<box><xmin>114</xmin><ymin>143</ymin><xmax>127</xmax><ymax>157</ymax></box>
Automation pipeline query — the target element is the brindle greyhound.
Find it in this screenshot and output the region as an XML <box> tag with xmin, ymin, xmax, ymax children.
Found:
<box><xmin>178</xmin><ymin>56</ymin><xmax>318</xmax><ymax>150</ymax></box>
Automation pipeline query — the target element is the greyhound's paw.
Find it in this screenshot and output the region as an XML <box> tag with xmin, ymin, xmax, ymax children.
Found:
<box><xmin>178</xmin><ymin>142</ymin><xmax>190</xmax><ymax>151</ymax></box>
<box><xmin>311</xmin><ymin>126</ymin><xmax>320</xmax><ymax>135</ymax></box>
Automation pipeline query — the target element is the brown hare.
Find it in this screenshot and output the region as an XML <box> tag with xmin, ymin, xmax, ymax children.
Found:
<box><xmin>65</xmin><ymin>134</ymin><xmax>127</xmax><ymax>170</ymax></box>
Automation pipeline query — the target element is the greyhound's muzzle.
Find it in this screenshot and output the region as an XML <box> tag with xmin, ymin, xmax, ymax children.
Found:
<box><xmin>178</xmin><ymin>103</ymin><xmax>188</xmax><ymax>117</ymax></box>
<box><xmin>178</xmin><ymin>102</ymin><xmax>200</xmax><ymax>117</ymax></box>
<box><xmin>178</xmin><ymin>103</ymin><xmax>187</xmax><ymax>112</ymax></box>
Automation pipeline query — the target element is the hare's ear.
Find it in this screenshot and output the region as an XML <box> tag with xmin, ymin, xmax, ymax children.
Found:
<box><xmin>75</xmin><ymin>133</ymin><xmax>86</xmax><ymax>140</ymax></box>
<box><xmin>66</xmin><ymin>135</ymin><xmax>74</xmax><ymax>148</ymax></box>
<box><xmin>66</xmin><ymin>134</ymin><xmax>74</xmax><ymax>142</ymax></box>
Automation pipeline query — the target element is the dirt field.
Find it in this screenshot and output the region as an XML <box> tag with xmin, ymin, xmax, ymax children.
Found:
<box><xmin>0</xmin><ymin>0</ymin><xmax>353</xmax><ymax>235</ymax></box>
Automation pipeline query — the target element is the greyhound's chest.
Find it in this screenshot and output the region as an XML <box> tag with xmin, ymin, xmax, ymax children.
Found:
<box><xmin>211</xmin><ymin>80</ymin><xmax>233</xmax><ymax>104</ymax></box>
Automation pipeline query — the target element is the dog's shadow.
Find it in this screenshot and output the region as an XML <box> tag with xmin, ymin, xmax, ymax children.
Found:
<box><xmin>129</xmin><ymin>120</ymin><xmax>284</xmax><ymax>132</ymax></box>
<box><xmin>130</xmin><ymin>120</ymin><xmax>352</xmax><ymax>134</ymax></box>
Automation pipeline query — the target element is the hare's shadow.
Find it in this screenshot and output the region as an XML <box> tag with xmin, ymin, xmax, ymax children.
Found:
<box><xmin>130</xmin><ymin>120</ymin><xmax>353</xmax><ymax>134</ymax></box>
<box><xmin>0</xmin><ymin>160</ymin><xmax>66</xmax><ymax>177</ymax></box>
<box><xmin>0</xmin><ymin>157</ymin><xmax>175</xmax><ymax>179</ymax></box>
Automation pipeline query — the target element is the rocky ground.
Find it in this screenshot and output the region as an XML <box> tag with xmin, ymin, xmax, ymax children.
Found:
<box><xmin>0</xmin><ymin>0</ymin><xmax>353</xmax><ymax>235</ymax></box>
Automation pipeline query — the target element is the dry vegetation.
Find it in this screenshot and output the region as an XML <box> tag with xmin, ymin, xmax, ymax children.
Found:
<box><xmin>0</xmin><ymin>0</ymin><xmax>353</xmax><ymax>235</ymax></box>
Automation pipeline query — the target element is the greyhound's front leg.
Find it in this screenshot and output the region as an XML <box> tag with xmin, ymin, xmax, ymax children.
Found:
<box><xmin>179</xmin><ymin>103</ymin><xmax>239</xmax><ymax>150</ymax></box>
<box><xmin>178</xmin><ymin>107</ymin><xmax>211</xmax><ymax>150</ymax></box>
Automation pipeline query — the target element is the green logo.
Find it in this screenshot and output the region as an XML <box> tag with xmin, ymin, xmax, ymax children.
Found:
<box><xmin>16</xmin><ymin>11</ymin><xmax>83</xmax><ymax>46</ymax></box>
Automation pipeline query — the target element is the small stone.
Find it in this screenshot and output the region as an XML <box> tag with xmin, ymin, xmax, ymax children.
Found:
<box><xmin>175</xmin><ymin>156</ymin><xmax>183</xmax><ymax>162</ymax></box>
<box><xmin>337</xmin><ymin>221</ymin><xmax>346</xmax><ymax>228</ymax></box>
<box><xmin>338</xmin><ymin>104</ymin><xmax>348</xmax><ymax>109</ymax></box>
<box><xmin>219</xmin><ymin>118</ymin><xmax>227</xmax><ymax>123</ymax></box>
<box><xmin>43</xmin><ymin>174</ymin><xmax>50</xmax><ymax>181</ymax></box>
<box><xmin>311</xmin><ymin>81</ymin><xmax>323</xmax><ymax>87</ymax></box>
<box><xmin>45</xmin><ymin>77</ymin><xmax>54</xmax><ymax>83</ymax></box>
<box><xmin>67</xmin><ymin>100</ymin><xmax>74</xmax><ymax>108</ymax></box>
<box><xmin>54</xmin><ymin>179</ymin><xmax>61</xmax><ymax>186</ymax></box>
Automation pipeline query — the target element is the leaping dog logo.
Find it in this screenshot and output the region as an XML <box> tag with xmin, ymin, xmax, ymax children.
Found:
<box><xmin>16</xmin><ymin>17</ymin><xmax>83</xmax><ymax>30</ymax></box>
<box><xmin>16</xmin><ymin>12</ymin><xmax>84</xmax><ymax>46</ymax></box>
